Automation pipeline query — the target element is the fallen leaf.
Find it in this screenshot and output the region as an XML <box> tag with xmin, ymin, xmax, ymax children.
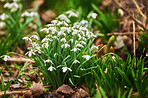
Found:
<box><xmin>40</xmin><ymin>10</ymin><xmax>56</xmax><ymax>23</ymax></box>
<box><xmin>29</xmin><ymin>82</ymin><xmax>44</xmax><ymax>97</ymax></box>
<box><xmin>78</xmin><ymin>88</ymin><xmax>89</xmax><ymax>97</ymax></box>
<box><xmin>56</xmin><ymin>84</ymin><xmax>75</xmax><ymax>95</ymax></box>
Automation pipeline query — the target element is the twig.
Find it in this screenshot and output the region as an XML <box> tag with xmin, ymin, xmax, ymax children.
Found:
<box><xmin>0</xmin><ymin>90</ymin><xmax>30</xmax><ymax>97</ymax></box>
<box><xmin>113</xmin><ymin>0</ymin><xmax>148</xmax><ymax>32</ymax></box>
<box><xmin>132</xmin><ymin>0</ymin><xmax>146</xmax><ymax>21</ymax></box>
<box><xmin>107</xmin><ymin>32</ymin><xmax>141</xmax><ymax>36</ymax></box>
<box><xmin>5</xmin><ymin>57</ymin><xmax>35</xmax><ymax>63</ymax></box>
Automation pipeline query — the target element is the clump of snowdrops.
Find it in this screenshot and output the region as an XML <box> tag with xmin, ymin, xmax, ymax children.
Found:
<box><xmin>23</xmin><ymin>10</ymin><xmax>99</xmax><ymax>89</ymax></box>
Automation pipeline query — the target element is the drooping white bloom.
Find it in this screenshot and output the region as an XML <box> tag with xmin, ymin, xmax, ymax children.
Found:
<box><xmin>87</xmin><ymin>12</ymin><xmax>97</xmax><ymax>19</ymax></box>
<box><xmin>30</xmin><ymin>12</ymin><xmax>38</xmax><ymax>17</ymax></box>
<box><xmin>21</xmin><ymin>11</ymin><xmax>30</xmax><ymax>17</ymax></box>
<box><xmin>0</xmin><ymin>22</ymin><xmax>5</xmax><ymax>27</ymax></box>
<box><xmin>48</xmin><ymin>66</ymin><xmax>56</xmax><ymax>71</ymax></box>
<box><xmin>76</xmin><ymin>44</ymin><xmax>84</xmax><ymax>48</ymax></box>
<box><xmin>51</xmin><ymin>20</ymin><xmax>58</xmax><ymax>24</ymax></box>
<box><xmin>40</xmin><ymin>28</ymin><xmax>49</xmax><ymax>33</ymax></box>
<box><xmin>0</xmin><ymin>13</ymin><xmax>9</xmax><ymax>20</ymax></box>
<box><xmin>54</xmin><ymin>53</ymin><xmax>57</xmax><ymax>57</ymax></box>
<box><xmin>82</xmin><ymin>55</ymin><xmax>91</xmax><ymax>60</ymax></box>
<box><xmin>65</xmin><ymin>11</ymin><xmax>78</xmax><ymax>18</ymax></box>
<box><xmin>80</xmin><ymin>41</ymin><xmax>86</xmax><ymax>45</ymax></box>
<box><xmin>61</xmin><ymin>43</ymin><xmax>70</xmax><ymax>48</ymax></box>
<box><xmin>58</xmin><ymin>14</ymin><xmax>70</xmax><ymax>23</ymax></box>
<box><xmin>61</xmin><ymin>38</ymin><xmax>66</xmax><ymax>43</ymax></box>
<box><xmin>4</xmin><ymin>2</ymin><xmax>19</xmax><ymax>12</ymax></box>
<box><xmin>46</xmin><ymin>24</ymin><xmax>54</xmax><ymax>27</ymax></box>
<box><xmin>71</xmin><ymin>47</ymin><xmax>80</xmax><ymax>52</ymax></box>
<box><xmin>62</xmin><ymin>67</ymin><xmax>72</xmax><ymax>73</ymax></box>
<box><xmin>31</xmin><ymin>35</ymin><xmax>39</xmax><ymax>40</ymax></box>
<box><xmin>72</xmin><ymin>59</ymin><xmax>80</xmax><ymax>64</ymax></box>
<box><xmin>45</xmin><ymin>59</ymin><xmax>54</xmax><ymax>64</ymax></box>
<box><xmin>70</xmin><ymin>39</ymin><xmax>73</xmax><ymax>43</ymax></box>
<box><xmin>3</xmin><ymin>55</ymin><xmax>10</xmax><ymax>61</ymax></box>
<box><xmin>42</xmin><ymin>42</ymin><xmax>49</xmax><ymax>49</ymax></box>
<box><xmin>25</xmin><ymin>49</ymin><xmax>36</xmax><ymax>57</ymax></box>
<box><xmin>80</xmin><ymin>20</ymin><xmax>88</xmax><ymax>25</ymax></box>
<box><xmin>72</xmin><ymin>30</ymin><xmax>78</xmax><ymax>35</ymax></box>
<box><xmin>22</xmin><ymin>36</ymin><xmax>32</xmax><ymax>41</ymax></box>
<box><xmin>91</xmin><ymin>45</ymin><xmax>98</xmax><ymax>50</ymax></box>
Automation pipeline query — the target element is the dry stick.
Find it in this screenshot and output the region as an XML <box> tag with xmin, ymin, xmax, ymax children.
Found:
<box><xmin>113</xmin><ymin>0</ymin><xmax>148</xmax><ymax>32</ymax></box>
<box><xmin>0</xmin><ymin>90</ymin><xmax>30</xmax><ymax>97</ymax></box>
<box><xmin>107</xmin><ymin>32</ymin><xmax>141</xmax><ymax>36</ymax></box>
<box><xmin>133</xmin><ymin>21</ymin><xmax>136</xmax><ymax>67</ymax></box>
<box><xmin>132</xmin><ymin>0</ymin><xmax>146</xmax><ymax>22</ymax></box>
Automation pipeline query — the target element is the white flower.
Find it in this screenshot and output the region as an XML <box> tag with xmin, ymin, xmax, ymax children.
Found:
<box><xmin>58</xmin><ymin>14</ymin><xmax>70</xmax><ymax>23</ymax></box>
<box><xmin>76</xmin><ymin>44</ymin><xmax>84</xmax><ymax>48</ymax></box>
<box><xmin>30</xmin><ymin>12</ymin><xmax>38</xmax><ymax>17</ymax></box>
<box><xmin>45</xmin><ymin>59</ymin><xmax>53</xmax><ymax>64</ymax></box>
<box><xmin>22</xmin><ymin>36</ymin><xmax>32</xmax><ymax>41</ymax></box>
<box><xmin>0</xmin><ymin>22</ymin><xmax>5</xmax><ymax>27</ymax></box>
<box><xmin>61</xmin><ymin>43</ymin><xmax>70</xmax><ymax>48</ymax></box>
<box><xmin>61</xmin><ymin>38</ymin><xmax>66</xmax><ymax>43</ymax></box>
<box><xmin>72</xmin><ymin>30</ymin><xmax>78</xmax><ymax>35</ymax></box>
<box><xmin>21</xmin><ymin>11</ymin><xmax>30</xmax><ymax>17</ymax></box>
<box><xmin>42</xmin><ymin>42</ymin><xmax>49</xmax><ymax>49</ymax></box>
<box><xmin>63</xmin><ymin>21</ymin><xmax>68</xmax><ymax>26</ymax></box>
<box><xmin>91</xmin><ymin>45</ymin><xmax>98</xmax><ymax>50</ymax></box>
<box><xmin>0</xmin><ymin>13</ymin><xmax>9</xmax><ymax>20</ymax></box>
<box><xmin>40</xmin><ymin>28</ymin><xmax>49</xmax><ymax>33</ymax></box>
<box><xmin>3</xmin><ymin>55</ymin><xmax>10</xmax><ymax>61</ymax></box>
<box><xmin>54</xmin><ymin>53</ymin><xmax>57</xmax><ymax>57</ymax></box>
<box><xmin>65</xmin><ymin>11</ymin><xmax>78</xmax><ymax>18</ymax></box>
<box><xmin>51</xmin><ymin>20</ymin><xmax>58</xmax><ymax>24</ymax></box>
<box><xmin>82</xmin><ymin>55</ymin><xmax>91</xmax><ymax>60</ymax></box>
<box><xmin>31</xmin><ymin>35</ymin><xmax>39</xmax><ymax>40</ymax></box>
<box><xmin>48</xmin><ymin>66</ymin><xmax>56</xmax><ymax>71</ymax></box>
<box><xmin>72</xmin><ymin>59</ymin><xmax>80</xmax><ymax>64</ymax></box>
<box><xmin>80</xmin><ymin>41</ymin><xmax>86</xmax><ymax>45</ymax></box>
<box><xmin>71</xmin><ymin>47</ymin><xmax>80</xmax><ymax>52</ymax></box>
<box><xmin>4</xmin><ymin>3</ymin><xmax>10</xmax><ymax>8</ymax></box>
<box><xmin>25</xmin><ymin>49</ymin><xmax>36</xmax><ymax>57</ymax></box>
<box><xmin>87</xmin><ymin>13</ymin><xmax>97</xmax><ymax>19</ymax></box>
<box><xmin>80</xmin><ymin>20</ymin><xmax>88</xmax><ymax>25</ymax></box>
<box><xmin>70</xmin><ymin>39</ymin><xmax>73</xmax><ymax>43</ymax></box>
<box><xmin>62</xmin><ymin>67</ymin><xmax>72</xmax><ymax>73</ymax></box>
<box><xmin>46</xmin><ymin>24</ymin><xmax>53</xmax><ymax>27</ymax></box>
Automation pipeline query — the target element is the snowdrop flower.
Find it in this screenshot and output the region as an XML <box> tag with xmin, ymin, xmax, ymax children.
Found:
<box><xmin>3</xmin><ymin>55</ymin><xmax>10</xmax><ymax>61</ymax></box>
<box><xmin>0</xmin><ymin>22</ymin><xmax>5</xmax><ymax>27</ymax></box>
<box><xmin>70</xmin><ymin>39</ymin><xmax>73</xmax><ymax>43</ymax></box>
<box><xmin>62</xmin><ymin>67</ymin><xmax>72</xmax><ymax>73</ymax></box>
<box><xmin>65</xmin><ymin>11</ymin><xmax>78</xmax><ymax>18</ymax></box>
<box><xmin>80</xmin><ymin>20</ymin><xmax>88</xmax><ymax>25</ymax></box>
<box><xmin>25</xmin><ymin>49</ymin><xmax>36</xmax><ymax>57</ymax></box>
<box><xmin>76</xmin><ymin>44</ymin><xmax>84</xmax><ymax>48</ymax></box>
<box><xmin>4</xmin><ymin>2</ymin><xmax>19</xmax><ymax>12</ymax></box>
<box><xmin>72</xmin><ymin>30</ymin><xmax>78</xmax><ymax>35</ymax></box>
<box><xmin>87</xmin><ymin>12</ymin><xmax>97</xmax><ymax>19</ymax></box>
<box><xmin>0</xmin><ymin>13</ymin><xmax>9</xmax><ymax>20</ymax></box>
<box><xmin>61</xmin><ymin>43</ymin><xmax>70</xmax><ymax>48</ymax></box>
<box><xmin>71</xmin><ymin>47</ymin><xmax>80</xmax><ymax>52</ymax></box>
<box><xmin>22</xmin><ymin>36</ymin><xmax>32</xmax><ymax>41</ymax></box>
<box><xmin>48</xmin><ymin>66</ymin><xmax>56</xmax><ymax>71</ymax></box>
<box><xmin>46</xmin><ymin>24</ymin><xmax>53</xmax><ymax>27</ymax></box>
<box><xmin>42</xmin><ymin>42</ymin><xmax>49</xmax><ymax>49</ymax></box>
<box><xmin>51</xmin><ymin>20</ymin><xmax>58</xmax><ymax>24</ymax></box>
<box><xmin>61</xmin><ymin>38</ymin><xmax>66</xmax><ymax>43</ymax></box>
<box><xmin>112</xmin><ymin>56</ymin><xmax>116</xmax><ymax>61</ymax></box>
<box><xmin>54</xmin><ymin>53</ymin><xmax>57</xmax><ymax>57</ymax></box>
<box><xmin>80</xmin><ymin>41</ymin><xmax>86</xmax><ymax>45</ymax></box>
<box><xmin>72</xmin><ymin>59</ymin><xmax>80</xmax><ymax>64</ymax></box>
<box><xmin>31</xmin><ymin>35</ymin><xmax>39</xmax><ymax>40</ymax></box>
<box><xmin>58</xmin><ymin>14</ymin><xmax>70</xmax><ymax>23</ymax></box>
<box><xmin>91</xmin><ymin>45</ymin><xmax>98</xmax><ymax>50</ymax></box>
<box><xmin>63</xmin><ymin>21</ymin><xmax>68</xmax><ymax>26</ymax></box>
<box><xmin>30</xmin><ymin>12</ymin><xmax>38</xmax><ymax>17</ymax></box>
<box><xmin>42</xmin><ymin>38</ymin><xmax>49</xmax><ymax>43</ymax></box>
<box><xmin>57</xmin><ymin>21</ymin><xmax>63</xmax><ymax>26</ymax></box>
<box><xmin>21</xmin><ymin>11</ymin><xmax>30</xmax><ymax>17</ymax></box>
<box><xmin>82</xmin><ymin>55</ymin><xmax>91</xmax><ymax>60</ymax></box>
<box><xmin>40</xmin><ymin>28</ymin><xmax>49</xmax><ymax>33</ymax></box>
<box><xmin>45</xmin><ymin>59</ymin><xmax>53</xmax><ymax>64</ymax></box>
<box><xmin>77</xmin><ymin>34</ymin><xmax>82</xmax><ymax>40</ymax></box>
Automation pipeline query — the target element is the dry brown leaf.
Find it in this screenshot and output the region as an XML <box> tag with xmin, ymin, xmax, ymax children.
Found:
<box><xmin>29</xmin><ymin>82</ymin><xmax>44</xmax><ymax>97</ymax></box>
<box><xmin>40</xmin><ymin>10</ymin><xmax>56</xmax><ymax>23</ymax></box>
<box><xmin>78</xmin><ymin>88</ymin><xmax>89</xmax><ymax>97</ymax></box>
<box><xmin>56</xmin><ymin>84</ymin><xmax>75</xmax><ymax>95</ymax></box>
<box><xmin>31</xmin><ymin>0</ymin><xmax>44</xmax><ymax>8</ymax></box>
